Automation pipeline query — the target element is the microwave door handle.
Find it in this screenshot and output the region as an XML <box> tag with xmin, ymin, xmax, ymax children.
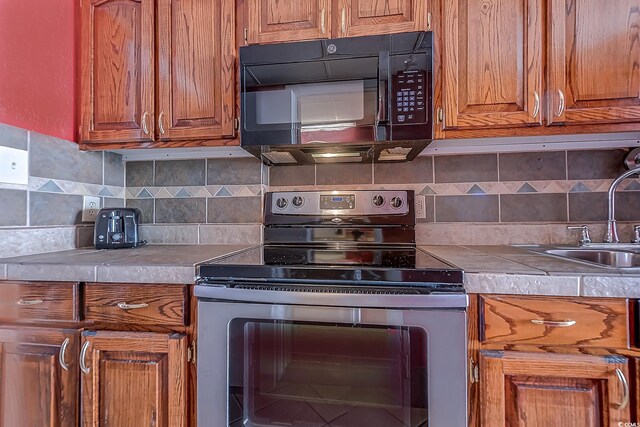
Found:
<box><xmin>377</xmin><ymin>51</ymin><xmax>390</xmax><ymax>125</ymax></box>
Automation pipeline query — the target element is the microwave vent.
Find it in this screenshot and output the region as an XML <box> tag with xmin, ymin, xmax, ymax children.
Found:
<box><xmin>379</xmin><ymin>147</ymin><xmax>412</xmax><ymax>161</ymax></box>
<box><xmin>262</xmin><ymin>151</ymin><xmax>297</xmax><ymax>164</ymax></box>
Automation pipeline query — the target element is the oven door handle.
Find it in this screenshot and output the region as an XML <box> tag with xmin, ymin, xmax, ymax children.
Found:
<box><xmin>194</xmin><ymin>285</ymin><xmax>468</xmax><ymax>309</ymax></box>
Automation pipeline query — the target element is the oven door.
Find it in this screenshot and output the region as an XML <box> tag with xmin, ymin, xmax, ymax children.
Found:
<box><xmin>196</xmin><ymin>289</ymin><xmax>467</xmax><ymax>427</ymax></box>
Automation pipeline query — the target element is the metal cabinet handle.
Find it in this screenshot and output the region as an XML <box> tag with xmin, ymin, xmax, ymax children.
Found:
<box><xmin>556</xmin><ymin>89</ymin><xmax>566</xmax><ymax>117</ymax></box>
<box><xmin>158</xmin><ymin>111</ymin><xmax>166</xmax><ymax>135</ymax></box>
<box><xmin>341</xmin><ymin>7</ymin><xmax>346</xmax><ymax>34</ymax></box>
<box><xmin>616</xmin><ymin>368</ymin><xmax>629</xmax><ymax>410</ymax></box>
<box><xmin>80</xmin><ymin>341</ymin><xmax>91</xmax><ymax>374</ymax></box>
<box><xmin>142</xmin><ymin>111</ymin><xmax>150</xmax><ymax>135</ymax></box>
<box><xmin>59</xmin><ymin>338</ymin><xmax>70</xmax><ymax>371</ymax></box>
<box><xmin>530</xmin><ymin>319</ymin><xmax>576</xmax><ymax>327</ymax></box>
<box><xmin>531</xmin><ymin>90</ymin><xmax>540</xmax><ymax>119</ymax></box>
<box><xmin>117</xmin><ymin>302</ymin><xmax>149</xmax><ymax>310</ymax></box>
<box><xmin>320</xmin><ymin>8</ymin><xmax>326</xmax><ymax>34</ymax></box>
<box><xmin>17</xmin><ymin>298</ymin><xmax>43</xmax><ymax>306</ymax></box>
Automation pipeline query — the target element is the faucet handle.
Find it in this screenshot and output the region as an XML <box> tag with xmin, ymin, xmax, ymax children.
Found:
<box><xmin>633</xmin><ymin>225</ymin><xmax>640</xmax><ymax>244</ymax></box>
<box><xmin>567</xmin><ymin>225</ymin><xmax>592</xmax><ymax>246</ymax></box>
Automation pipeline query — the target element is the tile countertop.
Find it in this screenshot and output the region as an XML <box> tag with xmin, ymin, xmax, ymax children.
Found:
<box><xmin>420</xmin><ymin>245</ymin><xmax>640</xmax><ymax>298</ymax></box>
<box><xmin>0</xmin><ymin>244</ymin><xmax>252</xmax><ymax>284</ymax></box>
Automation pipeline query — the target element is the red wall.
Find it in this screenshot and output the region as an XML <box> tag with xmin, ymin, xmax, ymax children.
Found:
<box><xmin>0</xmin><ymin>0</ymin><xmax>76</xmax><ymax>142</ymax></box>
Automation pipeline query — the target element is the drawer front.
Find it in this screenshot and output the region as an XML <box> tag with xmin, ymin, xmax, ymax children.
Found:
<box><xmin>481</xmin><ymin>296</ymin><xmax>629</xmax><ymax>348</ymax></box>
<box><xmin>84</xmin><ymin>284</ymin><xmax>188</xmax><ymax>326</ymax></box>
<box><xmin>0</xmin><ymin>281</ymin><xmax>79</xmax><ymax>322</ymax></box>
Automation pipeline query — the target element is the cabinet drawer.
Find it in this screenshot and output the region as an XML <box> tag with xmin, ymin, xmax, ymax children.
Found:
<box><xmin>481</xmin><ymin>296</ymin><xmax>629</xmax><ymax>348</ymax></box>
<box><xmin>0</xmin><ymin>281</ymin><xmax>79</xmax><ymax>322</ymax></box>
<box><xmin>84</xmin><ymin>284</ymin><xmax>188</xmax><ymax>326</ymax></box>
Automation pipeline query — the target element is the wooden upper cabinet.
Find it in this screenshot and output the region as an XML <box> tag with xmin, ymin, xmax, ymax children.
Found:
<box><xmin>480</xmin><ymin>351</ymin><xmax>631</xmax><ymax>426</ymax></box>
<box><xmin>157</xmin><ymin>0</ymin><xmax>235</xmax><ymax>141</ymax></box>
<box><xmin>442</xmin><ymin>0</ymin><xmax>543</xmax><ymax>130</ymax></box>
<box><xmin>0</xmin><ymin>327</ymin><xmax>79</xmax><ymax>427</ymax></box>
<box><xmin>547</xmin><ymin>0</ymin><xmax>640</xmax><ymax>126</ymax></box>
<box><xmin>336</xmin><ymin>0</ymin><xmax>427</xmax><ymax>38</ymax></box>
<box><xmin>80</xmin><ymin>0</ymin><xmax>155</xmax><ymax>143</ymax></box>
<box><xmin>247</xmin><ymin>0</ymin><xmax>331</xmax><ymax>44</ymax></box>
<box><xmin>81</xmin><ymin>331</ymin><xmax>187</xmax><ymax>427</ymax></box>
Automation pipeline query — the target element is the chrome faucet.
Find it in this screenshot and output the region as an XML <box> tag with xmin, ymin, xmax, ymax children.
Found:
<box><xmin>605</xmin><ymin>166</ymin><xmax>640</xmax><ymax>243</ymax></box>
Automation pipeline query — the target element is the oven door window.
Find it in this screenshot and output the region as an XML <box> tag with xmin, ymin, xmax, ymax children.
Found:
<box><xmin>228</xmin><ymin>319</ymin><xmax>428</xmax><ymax>427</ymax></box>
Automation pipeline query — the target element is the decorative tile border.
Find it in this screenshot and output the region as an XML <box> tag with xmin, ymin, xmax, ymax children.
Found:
<box><xmin>126</xmin><ymin>185</ymin><xmax>265</xmax><ymax>199</ymax></box>
<box><xmin>27</xmin><ymin>176</ymin><xmax>126</xmax><ymax>199</ymax></box>
<box><xmin>268</xmin><ymin>179</ymin><xmax>640</xmax><ymax>196</ymax></box>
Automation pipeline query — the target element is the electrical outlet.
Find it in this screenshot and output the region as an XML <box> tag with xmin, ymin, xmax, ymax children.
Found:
<box><xmin>82</xmin><ymin>196</ymin><xmax>101</xmax><ymax>223</ymax></box>
<box><xmin>0</xmin><ymin>146</ymin><xmax>28</xmax><ymax>185</ymax></box>
<box><xmin>415</xmin><ymin>195</ymin><xmax>427</xmax><ymax>219</ymax></box>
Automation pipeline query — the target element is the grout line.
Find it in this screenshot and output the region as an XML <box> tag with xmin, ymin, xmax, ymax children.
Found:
<box><xmin>432</xmin><ymin>156</ymin><xmax>436</xmax><ymax>183</ymax></box>
<box><xmin>101</xmin><ymin>151</ymin><xmax>105</xmax><ymax>186</ymax></box>
<box><xmin>497</xmin><ymin>194</ymin><xmax>502</xmax><ymax>223</ymax></box>
<box><xmin>496</xmin><ymin>153</ymin><xmax>501</xmax><ymax>182</ymax></box>
<box><xmin>370</xmin><ymin>161</ymin><xmax>374</xmax><ymax>184</ymax></box>
<box><xmin>564</xmin><ymin>150</ymin><xmax>569</xmax><ymax>180</ymax></box>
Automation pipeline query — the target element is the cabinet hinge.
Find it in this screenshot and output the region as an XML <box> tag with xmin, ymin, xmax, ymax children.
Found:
<box><xmin>234</xmin><ymin>118</ymin><xmax>240</xmax><ymax>131</ymax></box>
<box><xmin>187</xmin><ymin>340</ymin><xmax>197</xmax><ymax>364</ymax></box>
<box><xmin>469</xmin><ymin>358</ymin><xmax>479</xmax><ymax>384</ymax></box>
<box><xmin>243</xmin><ymin>28</ymin><xmax>248</xmax><ymax>44</ymax></box>
<box><xmin>426</xmin><ymin>12</ymin><xmax>432</xmax><ymax>31</ymax></box>
<box><xmin>436</xmin><ymin>107</ymin><xmax>444</xmax><ymax>124</ymax></box>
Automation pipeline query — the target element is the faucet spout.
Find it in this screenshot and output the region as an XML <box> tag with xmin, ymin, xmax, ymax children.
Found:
<box><xmin>606</xmin><ymin>166</ymin><xmax>640</xmax><ymax>243</ymax></box>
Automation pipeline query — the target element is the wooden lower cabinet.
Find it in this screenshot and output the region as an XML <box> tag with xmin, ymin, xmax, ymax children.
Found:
<box><xmin>80</xmin><ymin>331</ymin><xmax>188</xmax><ymax>427</ymax></box>
<box><xmin>0</xmin><ymin>327</ymin><xmax>80</xmax><ymax>427</ymax></box>
<box><xmin>480</xmin><ymin>350</ymin><xmax>631</xmax><ymax>426</ymax></box>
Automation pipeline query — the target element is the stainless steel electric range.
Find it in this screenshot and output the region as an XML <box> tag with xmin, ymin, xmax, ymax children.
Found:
<box><xmin>195</xmin><ymin>190</ymin><xmax>468</xmax><ymax>427</ymax></box>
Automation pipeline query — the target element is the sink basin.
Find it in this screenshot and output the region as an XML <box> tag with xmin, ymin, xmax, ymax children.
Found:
<box><xmin>545</xmin><ymin>249</ymin><xmax>640</xmax><ymax>269</ymax></box>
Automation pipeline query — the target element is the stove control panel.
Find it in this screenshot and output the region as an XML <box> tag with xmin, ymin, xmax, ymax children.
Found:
<box><xmin>270</xmin><ymin>190</ymin><xmax>410</xmax><ymax>215</ymax></box>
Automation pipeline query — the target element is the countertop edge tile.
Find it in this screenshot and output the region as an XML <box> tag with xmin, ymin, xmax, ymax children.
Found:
<box><xmin>6</xmin><ymin>264</ymin><xmax>97</xmax><ymax>282</ymax></box>
<box><xmin>581</xmin><ymin>276</ymin><xmax>640</xmax><ymax>298</ymax></box>
<box><xmin>464</xmin><ymin>273</ymin><xmax>581</xmax><ymax>296</ymax></box>
<box><xmin>96</xmin><ymin>265</ymin><xmax>195</xmax><ymax>285</ymax></box>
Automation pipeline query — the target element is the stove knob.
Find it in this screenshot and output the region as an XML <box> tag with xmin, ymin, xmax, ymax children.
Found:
<box><xmin>372</xmin><ymin>194</ymin><xmax>385</xmax><ymax>207</ymax></box>
<box><xmin>390</xmin><ymin>197</ymin><xmax>404</xmax><ymax>209</ymax></box>
<box><xmin>275</xmin><ymin>198</ymin><xmax>288</xmax><ymax>209</ymax></box>
<box><xmin>292</xmin><ymin>196</ymin><xmax>304</xmax><ymax>207</ymax></box>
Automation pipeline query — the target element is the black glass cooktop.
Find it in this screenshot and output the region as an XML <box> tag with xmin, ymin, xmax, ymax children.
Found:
<box><xmin>198</xmin><ymin>245</ymin><xmax>463</xmax><ymax>286</ymax></box>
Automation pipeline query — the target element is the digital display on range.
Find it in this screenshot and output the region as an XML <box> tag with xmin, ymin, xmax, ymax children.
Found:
<box><xmin>320</xmin><ymin>194</ymin><xmax>355</xmax><ymax>210</ymax></box>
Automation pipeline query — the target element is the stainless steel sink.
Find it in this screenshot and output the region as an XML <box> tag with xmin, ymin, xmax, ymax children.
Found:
<box><xmin>545</xmin><ymin>249</ymin><xmax>640</xmax><ymax>269</ymax></box>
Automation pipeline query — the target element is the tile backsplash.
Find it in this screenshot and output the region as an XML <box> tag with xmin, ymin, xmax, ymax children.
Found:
<box><xmin>0</xmin><ymin>123</ymin><xmax>125</xmax><ymax>257</ymax></box>
<box><xmin>124</xmin><ymin>147</ymin><xmax>640</xmax><ymax>245</ymax></box>
<box><xmin>268</xmin><ymin>149</ymin><xmax>640</xmax><ymax>245</ymax></box>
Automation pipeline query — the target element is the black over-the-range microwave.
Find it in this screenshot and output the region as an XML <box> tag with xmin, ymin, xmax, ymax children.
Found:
<box><xmin>239</xmin><ymin>31</ymin><xmax>433</xmax><ymax>165</ymax></box>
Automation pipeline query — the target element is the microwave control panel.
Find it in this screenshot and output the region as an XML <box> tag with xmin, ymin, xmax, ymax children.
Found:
<box><xmin>392</xmin><ymin>70</ymin><xmax>427</xmax><ymax>124</ymax></box>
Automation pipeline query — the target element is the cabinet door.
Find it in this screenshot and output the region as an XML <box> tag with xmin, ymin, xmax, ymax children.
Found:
<box><xmin>246</xmin><ymin>0</ymin><xmax>331</xmax><ymax>44</ymax></box>
<box><xmin>80</xmin><ymin>0</ymin><xmax>155</xmax><ymax>143</ymax></box>
<box><xmin>0</xmin><ymin>327</ymin><xmax>79</xmax><ymax>427</ymax></box>
<box><xmin>157</xmin><ymin>0</ymin><xmax>236</xmax><ymax>142</ymax></box>
<box><xmin>80</xmin><ymin>331</ymin><xmax>187</xmax><ymax>427</ymax></box>
<box><xmin>442</xmin><ymin>0</ymin><xmax>543</xmax><ymax>130</ymax></box>
<box><xmin>547</xmin><ymin>0</ymin><xmax>640</xmax><ymax>125</ymax></box>
<box><xmin>480</xmin><ymin>351</ymin><xmax>631</xmax><ymax>426</ymax></box>
<box><xmin>336</xmin><ymin>0</ymin><xmax>427</xmax><ymax>38</ymax></box>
